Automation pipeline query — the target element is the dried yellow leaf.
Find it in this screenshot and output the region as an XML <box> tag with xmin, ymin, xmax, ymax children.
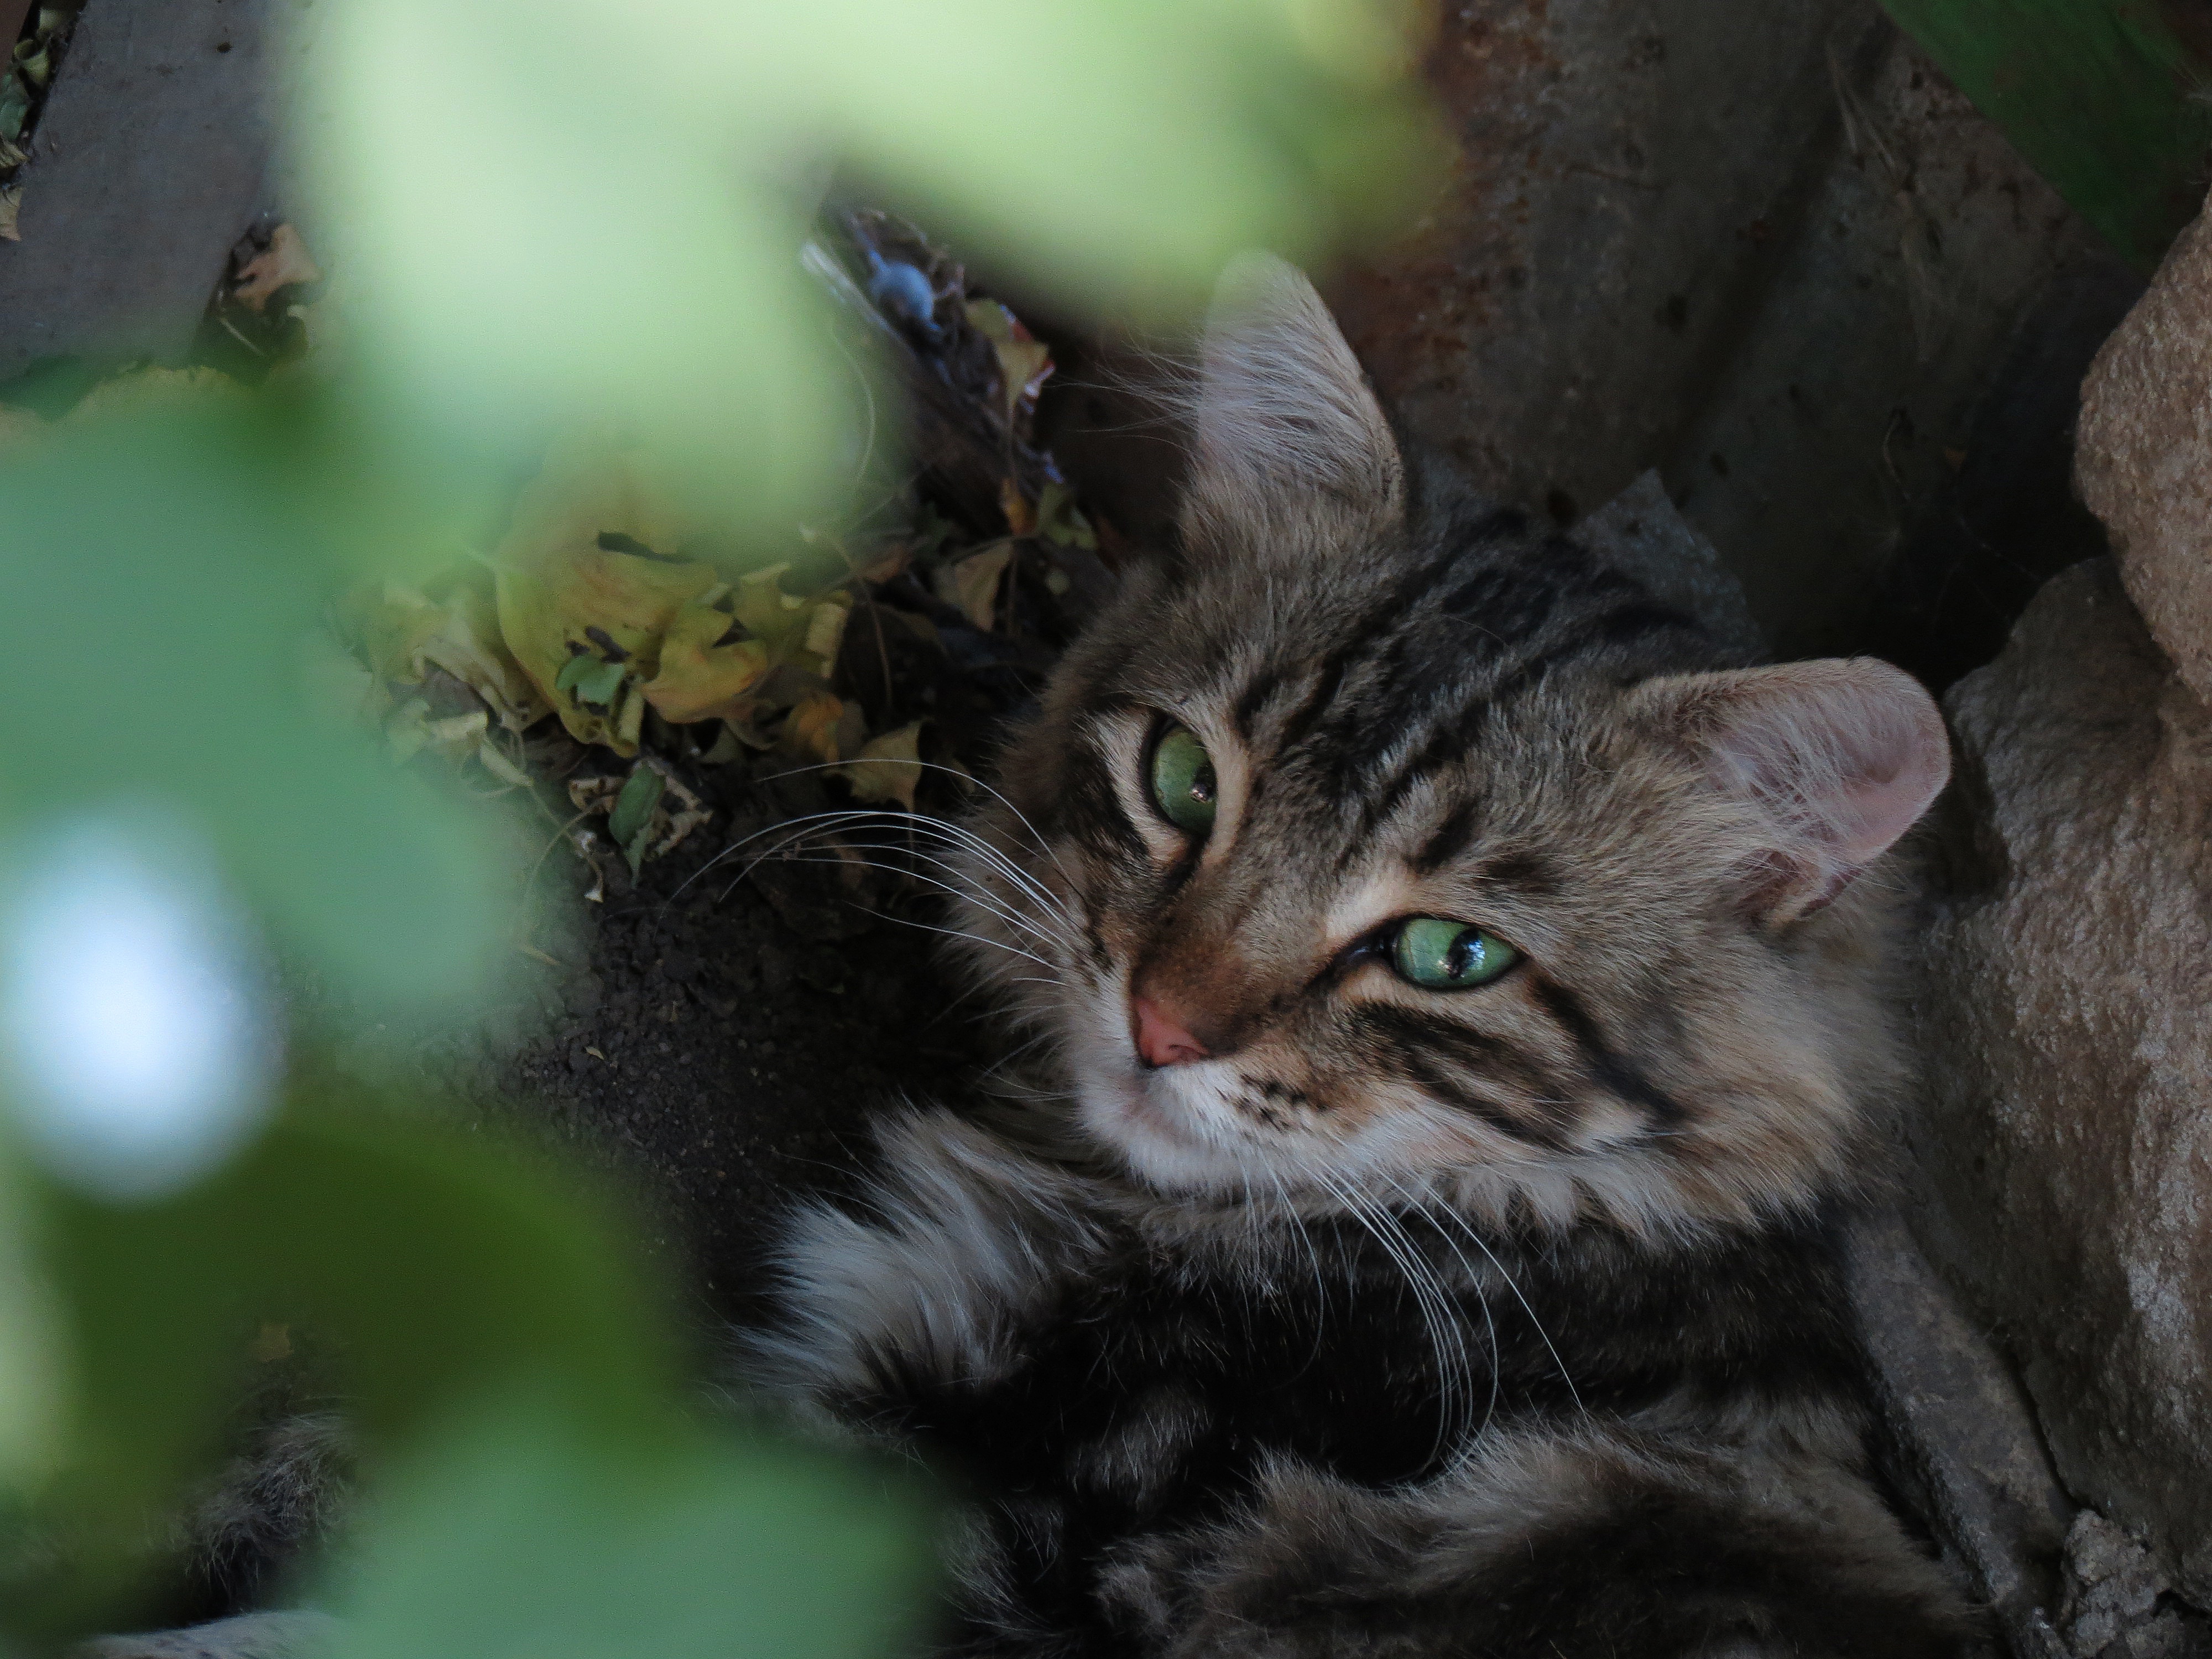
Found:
<box><xmin>802</xmin><ymin>596</ymin><xmax>851</xmax><ymax>665</ymax></box>
<box><xmin>834</xmin><ymin>721</ymin><xmax>926</xmax><ymax>812</ymax></box>
<box><xmin>966</xmin><ymin>299</ymin><xmax>1053</xmax><ymax>421</ymax></box>
<box><xmin>641</xmin><ymin>599</ymin><xmax>771</xmax><ymax>724</ymax></box>
<box><xmin>939</xmin><ymin>543</ymin><xmax>1012</xmax><ymax>631</ymax></box>
<box><xmin>784</xmin><ymin>690</ymin><xmax>847</xmax><ymax>765</ymax></box>
<box><xmin>491</xmin><ymin>434</ymin><xmax>718</xmax><ymax>754</ymax></box>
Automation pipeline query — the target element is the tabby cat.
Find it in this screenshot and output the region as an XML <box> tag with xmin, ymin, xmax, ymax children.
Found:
<box><xmin>93</xmin><ymin>255</ymin><xmax>1967</xmax><ymax>1659</ymax></box>
<box><xmin>745</xmin><ymin>255</ymin><xmax>1970</xmax><ymax>1657</ymax></box>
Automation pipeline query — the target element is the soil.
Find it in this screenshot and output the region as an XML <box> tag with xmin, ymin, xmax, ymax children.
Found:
<box><xmin>488</xmin><ymin>819</ymin><xmax>998</xmax><ymax>1332</ymax></box>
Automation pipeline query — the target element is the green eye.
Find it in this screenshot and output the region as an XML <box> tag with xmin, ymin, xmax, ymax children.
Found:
<box><xmin>1149</xmin><ymin>724</ymin><xmax>1218</xmax><ymax>835</ymax></box>
<box><xmin>1391</xmin><ymin>917</ymin><xmax>1520</xmax><ymax>990</ymax></box>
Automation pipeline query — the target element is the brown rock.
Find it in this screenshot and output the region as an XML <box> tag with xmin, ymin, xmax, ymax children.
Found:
<box><xmin>2077</xmin><ymin>192</ymin><xmax>2212</xmax><ymax>706</ymax></box>
<box><xmin>1916</xmin><ymin>560</ymin><xmax>2212</xmax><ymax>1606</ymax></box>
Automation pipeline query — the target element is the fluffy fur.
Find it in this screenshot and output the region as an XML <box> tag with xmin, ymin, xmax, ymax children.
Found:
<box><xmin>749</xmin><ymin>255</ymin><xmax>1970</xmax><ymax>1657</ymax></box>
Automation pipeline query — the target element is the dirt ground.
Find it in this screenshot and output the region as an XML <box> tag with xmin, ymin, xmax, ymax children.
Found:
<box><xmin>491</xmin><ymin>823</ymin><xmax>996</xmax><ymax>1331</ymax></box>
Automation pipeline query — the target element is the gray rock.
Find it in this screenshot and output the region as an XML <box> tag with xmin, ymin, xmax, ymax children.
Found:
<box><xmin>75</xmin><ymin>1610</ymin><xmax>337</xmax><ymax>1659</ymax></box>
<box><xmin>1914</xmin><ymin>559</ymin><xmax>2212</xmax><ymax>1606</ymax></box>
<box><xmin>0</xmin><ymin>0</ymin><xmax>302</xmax><ymax>382</ymax></box>
<box><xmin>1328</xmin><ymin>4</ymin><xmax>2099</xmax><ymax>659</ymax></box>
<box><xmin>1576</xmin><ymin>470</ymin><xmax>1765</xmax><ymax>658</ymax></box>
<box><xmin>2064</xmin><ymin>1512</ymin><xmax>2169</xmax><ymax>1657</ymax></box>
<box><xmin>1846</xmin><ymin>1209</ymin><xmax>2073</xmax><ymax>1655</ymax></box>
<box><xmin>2057</xmin><ymin>1511</ymin><xmax>2212</xmax><ymax>1659</ymax></box>
<box><xmin>2077</xmin><ymin>189</ymin><xmax>2212</xmax><ymax>707</ymax></box>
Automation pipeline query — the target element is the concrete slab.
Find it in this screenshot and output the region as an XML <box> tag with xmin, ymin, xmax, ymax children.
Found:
<box><xmin>0</xmin><ymin>0</ymin><xmax>280</xmax><ymax>383</ymax></box>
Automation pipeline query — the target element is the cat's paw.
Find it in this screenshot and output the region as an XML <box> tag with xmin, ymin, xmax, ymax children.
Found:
<box><xmin>74</xmin><ymin>1610</ymin><xmax>339</xmax><ymax>1659</ymax></box>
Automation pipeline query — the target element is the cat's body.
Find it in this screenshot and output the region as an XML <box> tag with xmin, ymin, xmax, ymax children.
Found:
<box><xmin>748</xmin><ymin>259</ymin><xmax>1971</xmax><ymax>1656</ymax></box>
<box><xmin>752</xmin><ymin>1112</ymin><xmax>1960</xmax><ymax>1658</ymax></box>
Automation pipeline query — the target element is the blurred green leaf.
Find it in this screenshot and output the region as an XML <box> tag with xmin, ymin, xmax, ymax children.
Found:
<box><xmin>0</xmin><ymin>1145</ymin><xmax>66</xmax><ymax>1496</ymax></box>
<box><xmin>298</xmin><ymin>0</ymin><xmax>1440</xmax><ymax>527</ymax></box>
<box><xmin>20</xmin><ymin>1083</ymin><xmax>679</xmax><ymax>1633</ymax></box>
<box><xmin>1876</xmin><ymin>0</ymin><xmax>2212</xmax><ymax>272</ymax></box>
<box><xmin>0</xmin><ymin>405</ymin><xmax>510</xmax><ymax>1020</ymax></box>
<box><xmin>326</xmin><ymin>1402</ymin><xmax>933</xmax><ymax>1659</ymax></box>
<box><xmin>0</xmin><ymin>4</ymin><xmax>1447</xmax><ymax>1648</ymax></box>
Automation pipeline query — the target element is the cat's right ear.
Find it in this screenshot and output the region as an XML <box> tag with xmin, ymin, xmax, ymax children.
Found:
<box><xmin>1634</xmin><ymin>659</ymin><xmax>1952</xmax><ymax>925</ymax></box>
<box><xmin>1180</xmin><ymin>252</ymin><xmax>1405</xmax><ymax>547</ymax></box>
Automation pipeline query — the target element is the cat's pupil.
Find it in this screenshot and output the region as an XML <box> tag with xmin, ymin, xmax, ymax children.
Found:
<box><xmin>1392</xmin><ymin>917</ymin><xmax>1519</xmax><ymax>989</ymax></box>
<box><xmin>1150</xmin><ymin>725</ymin><xmax>1218</xmax><ymax>835</ymax></box>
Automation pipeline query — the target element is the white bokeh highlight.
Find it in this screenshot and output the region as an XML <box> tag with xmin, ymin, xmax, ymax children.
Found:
<box><xmin>1</xmin><ymin>815</ymin><xmax>278</xmax><ymax>1201</ymax></box>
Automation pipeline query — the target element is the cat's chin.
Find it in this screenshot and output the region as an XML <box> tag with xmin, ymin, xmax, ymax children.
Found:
<box><xmin>1075</xmin><ymin>1070</ymin><xmax>1261</xmax><ymax>1195</ymax></box>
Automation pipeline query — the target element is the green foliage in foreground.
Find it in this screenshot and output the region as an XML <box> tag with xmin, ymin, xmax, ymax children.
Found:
<box><xmin>1876</xmin><ymin>0</ymin><xmax>2212</xmax><ymax>271</ymax></box>
<box><xmin>0</xmin><ymin>0</ymin><xmax>1437</xmax><ymax>1649</ymax></box>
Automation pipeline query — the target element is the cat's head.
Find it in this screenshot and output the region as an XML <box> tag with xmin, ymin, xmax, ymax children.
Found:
<box><xmin>952</xmin><ymin>255</ymin><xmax>1949</xmax><ymax>1237</ymax></box>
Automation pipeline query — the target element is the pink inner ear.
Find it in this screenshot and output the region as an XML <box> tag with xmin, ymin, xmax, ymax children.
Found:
<box><xmin>1698</xmin><ymin>659</ymin><xmax>1952</xmax><ymax>884</ymax></box>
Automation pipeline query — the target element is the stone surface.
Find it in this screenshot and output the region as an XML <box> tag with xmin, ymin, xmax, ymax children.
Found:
<box><xmin>2058</xmin><ymin>1511</ymin><xmax>2212</xmax><ymax>1659</ymax></box>
<box><xmin>1914</xmin><ymin>559</ymin><xmax>2212</xmax><ymax>1606</ymax></box>
<box><xmin>1847</xmin><ymin>1210</ymin><xmax>2073</xmax><ymax>1656</ymax></box>
<box><xmin>0</xmin><ymin>0</ymin><xmax>294</xmax><ymax>383</ymax></box>
<box><xmin>1575</xmin><ymin>469</ymin><xmax>1764</xmax><ymax>658</ymax></box>
<box><xmin>75</xmin><ymin>1610</ymin><xmax>337</xmax><ymax>1659</ymax></box>
<box><xmin>1325</xmin><ymin>0</ymin><xmax>2096</xmax><ymax>659</ymax></box>
<box><xmin>2078</xmin><ymin>190</ymin><xmax>2212</xmax><ymax>709</ymax></box>
<box><xmin>2065</xmin><ymin>1512</ymin><xmax>2172</xmax><ymax>1657</ymax></box>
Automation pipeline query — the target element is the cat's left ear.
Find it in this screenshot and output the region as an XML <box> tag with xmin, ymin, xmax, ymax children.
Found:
<box><xmin>1634</xmin><ymin>659</ymin><xmax>1952</xmax><ymax>924</ymax></box>
<box><xmin>1182</xmin><ymin>252</ymin><xmax>1404</xmax><ymax>544</ymax></box>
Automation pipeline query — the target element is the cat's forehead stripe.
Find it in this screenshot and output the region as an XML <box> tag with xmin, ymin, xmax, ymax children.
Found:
<box><xmin>1265</xmin><ymin>541</ymin><xmax>1480</xmax><ymax>760</ymax></box>
<box><xmin>1326</xmin><ymin>604</ymin><xmax>1707</xmax><ymax>862</ymax></box>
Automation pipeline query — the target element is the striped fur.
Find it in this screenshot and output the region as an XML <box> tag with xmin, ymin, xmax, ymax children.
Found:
<box><xmin>752</xmin><ymin>257</ymin><xmax>1969</xmax><ymax>1656</ymax></box>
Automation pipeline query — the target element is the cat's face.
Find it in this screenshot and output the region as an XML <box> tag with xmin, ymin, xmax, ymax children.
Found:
<box><xmin>952</xmin><ymin>257</ymin><xmax>1948</xmax><ymax>1233</ymax></box>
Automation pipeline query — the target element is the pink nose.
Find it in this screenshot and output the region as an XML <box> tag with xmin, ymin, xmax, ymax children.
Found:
<box><xmin>1132</xmin><ymin>997</ymin><xmax>1211</xmax><ymax>1068</ymax></box>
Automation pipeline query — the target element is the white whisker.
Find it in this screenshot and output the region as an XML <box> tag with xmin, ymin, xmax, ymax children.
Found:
<box><xmin>1409</xmin><ymin>1182</ymin><xmax>1587</xmax><ymax>1421</ymax></box>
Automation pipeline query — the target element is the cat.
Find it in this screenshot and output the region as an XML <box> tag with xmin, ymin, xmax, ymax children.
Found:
<box><xmin>85</xmin><ymin>254</ymin><xmax>1970</xmax><ymax>1659</ymax></box>
<box><xmin>742</xmin><ymin>254</ymin><xmax>1973</xmax><ymax>1657</ymax></box>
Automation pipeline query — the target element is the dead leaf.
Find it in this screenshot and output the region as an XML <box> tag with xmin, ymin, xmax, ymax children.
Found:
<box><xmin>834</xmin><ymin>721</ymin><xmax>925</xmax><ymax>811</ymax></box>
<box><xmin>491</xmin><ymin>433</ymin><xmax>721</xmax><ymax>754</ymax></box>
<box><xmin>1036</xmin><ymin>479</ymin><xmax>1097</xmax><ymax>550</ymax></box>
<box><xmin>653</xmin><ymin>772</ymin><xmax>713</xmax><ymax>862</ymax></box>
<box><xmin>567</xmin><ymin>774</ymin><xmax>623</xmax><ymax>816</ymax></box>
<box><xmin>783</xmin><ymin>690</ymin><xmax>847</xmax><ymax>764</ymax></box>
<box><xmin>354</xmin><ymin>577</ymin><xmax>550</xmax><ymax>733</ymax></box>
<box><xmin>0</xmin><ymin>184</ymin><xmax>19</xmax><ymax>242</ymax></box>
<box><xmin>234</xmin><ymin>223</ymin><xmax>323</xmax><ymax>312</ymax></box>
<box><xmin>640</xmin><ymin>598</ymin><xmax>771</xmax><ymax>724</ymax></box>
<box><xmin>383</xmin><ymin>697</ymin><xmax>432</xmax><ymax>764</ymax></box>
<box><xmin>802</xmin><ymin>594</ymin><xmax>851</xmax><ymax>664</ymax></box>
<box><xmin>966</xmin><ymin>299</ymin><xmax>1052</xmax><ymax>422</ymax></box>
<box><xmin>474</xmin><ymin>736</ymin><xmax>533</xmax><ymax>789</ymax></box>
<box><xmin>858</xmin><ymin>540</ymin><xmax>911</xmax><ymax>584</ymax></box>
<box><xmin>938</xmin><ymin>542</ymin><xmax>1012</xmax><ymax>630</ymax></box>
<box><xmin>1000</xmin><ymin>477</ymin><xmax>1036</xmax><ymax>538</ymax></box>
<box><xmin>567</xmin><ymin>758</ymin><xmax>710</xmax><ymax>874</ymax></box>
<box><xmin>422</xmin><ymin>708</ymin><xmax>489</xmax><ymax>759</ymax></box>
